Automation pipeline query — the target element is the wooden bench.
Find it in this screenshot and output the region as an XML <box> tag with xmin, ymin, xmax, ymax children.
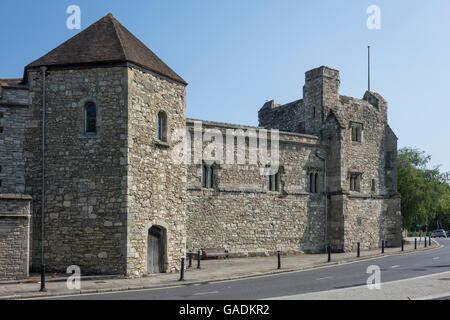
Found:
<box><xmin>201</xmin><ymin>248</ymin><xmax>229</xmax><ymax>259</ymax></box>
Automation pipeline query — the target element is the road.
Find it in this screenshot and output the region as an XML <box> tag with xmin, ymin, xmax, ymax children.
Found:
<box><xmin>42</xmin><ymin>238</ymin><xmax>450</xmax><ymax>300</ymax></box>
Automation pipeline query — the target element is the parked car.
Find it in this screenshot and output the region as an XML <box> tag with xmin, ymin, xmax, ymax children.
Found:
<box><xmin>431</xmin><ymin>229</ymin><xmax>447</xmax><ymax>238</ymax></box>
<box><xmin>447</xmin><ymin>230</ymin><xmax>450</xmax><ymax>237</ymax></box>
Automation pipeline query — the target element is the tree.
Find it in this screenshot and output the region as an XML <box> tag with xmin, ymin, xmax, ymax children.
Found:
<box><xmin>397</xmin><ymin>147</ymin><xmax>450</xmax><ymax>231</ymax></box>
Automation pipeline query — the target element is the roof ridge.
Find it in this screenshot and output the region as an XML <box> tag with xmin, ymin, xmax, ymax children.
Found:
<box><xmin>108</xmin><ymin>15</ymin><xmax>127</xmax><ymax>61</ymax></box>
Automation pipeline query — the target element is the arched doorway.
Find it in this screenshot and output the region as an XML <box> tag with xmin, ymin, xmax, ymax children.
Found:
<box><xmin>147</xmin><ymin>226</ymin><xmax>166</xmax><ymax>274</ymax></box>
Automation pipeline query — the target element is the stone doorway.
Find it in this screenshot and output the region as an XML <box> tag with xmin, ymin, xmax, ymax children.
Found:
<box><xmin>147</xmin><ymin>226</ymin><xmax>166</xmax><ymax>274</ymax></box>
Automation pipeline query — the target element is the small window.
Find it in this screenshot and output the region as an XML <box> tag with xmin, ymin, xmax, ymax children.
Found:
<box><xmin>202</xmin><ymin>164</ymin><xmax>207</xmax><ymax>188</ymax></box>
<box><xmin>85</xmin><ymin>103</ymin><xmax>97</xmax><ymax>133</ymax></box>
<box><xmin>350</xmin><ymin>122</ymin><xmax>363</xmax><ymax>142</ymax></box>
<box><xmin>309</xmin><ymin>172</ymin><xmax>320</xmax><ymax>193</ymax></box>
<box><xmin>350</xmin><ymin>173</ymin><xmax>361</xmax><ymax>192</ymax></box>
<box><xmin>157</xmin><ymin>111</ymin><xmax>168</xmax><ymax>142</ymax></box>
<box><xmin>208</xmin><ymin>166</ymin><xmax>214</xmax><ymax>189</ymax></box>
<box><xmin>0</xmin><ymin>112</ymin><xmax>3</xmax><ymax>118</ymax></box>
<box><xmin>0</xmin><ymin>127</ymin><xmax>3</xmax><ymax>134</ymax></box>
<box><xmin>201</xmin><ymin>163</ymin><xmax>215</xmax><ymax>189</ymax></box>
<box><xmin>268</xmin><ymin>172</ymin><xmax>279</xmax><ymax>192</ymax></box>
<box><xmin>371</xmin><ymin>179</ymin><xmax>376</xmax><ymax>192</ymax></box>
<box><xmin>315</xmin><ymin>173</ymin><xmax>319</xmax><ymax>193</ymax></box>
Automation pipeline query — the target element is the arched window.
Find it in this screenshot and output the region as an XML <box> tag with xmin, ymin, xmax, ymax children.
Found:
<box><xmin>85</xmin><ymin>102</ymin><xmax>97</xmax><ymax>133</ymax></box>
<box><xmin>157</xmin><ymin>111</ymin><xmax>167</xmax><ymax>142</ymax></box>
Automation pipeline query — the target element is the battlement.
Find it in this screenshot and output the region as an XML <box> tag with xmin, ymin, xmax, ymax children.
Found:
<box><xmin>305</xmin><ymin>66</ymin><xmax>340</xmax><ymax>82</ymax></box>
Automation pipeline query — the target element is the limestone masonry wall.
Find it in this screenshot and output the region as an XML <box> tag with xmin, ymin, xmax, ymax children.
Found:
<box><xmin>25</xmin><ymin>67</ymin><xmax>129</xmax><ymax>274</ymax></box>
<box><xmin>0</xmin><ymin>195</ymin><xmax>31</xmax><ymax>280</ymax></box>
<box><xmin>126</xmin><ymin>68</ymin><xmax>187</xmax><ymax>277</ymax></box>
<box><xmin>186</xmin><ymin>122</ymin><xmax>327</xmax><ymax>255</ymax></box>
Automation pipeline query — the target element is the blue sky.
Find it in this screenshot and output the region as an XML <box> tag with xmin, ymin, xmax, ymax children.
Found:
<box><xmin>1</xmin><ymin>0</ymin><xmax>449</xmax><ymax>172</ymax></box>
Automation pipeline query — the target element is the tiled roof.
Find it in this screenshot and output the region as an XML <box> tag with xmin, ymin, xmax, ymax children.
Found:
<box><xmin>26</xmin><ymin>13</ymin><xmax>187</xmax><ymax>85</ymax></box>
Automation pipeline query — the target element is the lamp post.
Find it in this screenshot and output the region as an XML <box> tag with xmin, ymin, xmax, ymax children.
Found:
<box><xmin>40</xmin><ymin>66</ymin><xmax>48</xmax><ymax>292</ymax></box>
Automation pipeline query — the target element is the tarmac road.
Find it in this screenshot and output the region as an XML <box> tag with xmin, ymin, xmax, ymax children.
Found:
<box><xmin>42</xmin><ymin>238</ymin><xmax>450</xmax><ymax>300</ymax></box>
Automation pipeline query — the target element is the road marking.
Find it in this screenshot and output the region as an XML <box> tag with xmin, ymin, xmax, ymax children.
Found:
<box><xmin>193</xmin><ymin>291</ymin><xmax>219</xmax><ymax>296</ymax></box>
<box><xmin>24</xmin><ymin>241</ymin><xmax>446</xmax><ymax>300</ymax></box>
<box><xmin>433</xmin><ymin>257</ymin><xmax>440</xmax><ymax>260</ymax></box>
<box><xmin>316</xmin><ymin>276</ymin><xmax>333</xmax><ymax>280</ymax></box>
<box><xmin>263</xmin><ymin>270</ymin><xmax>450</xmax><ymax>300</ymax></box>
<box><xmin>391</xmin><ymin>265</ymin><xmax>400</xmax><ymax>268</ymax></box>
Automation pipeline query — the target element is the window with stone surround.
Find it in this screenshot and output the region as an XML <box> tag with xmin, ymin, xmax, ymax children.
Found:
<box><xmin>349</xmin><ymin>173</ymin><xmax>362</xmax><ymax>192</ymax></box>
<box><xmin>157</xmin><ymin>111</ymin><xmax>168</xmax><ymax>142</ymax></box>
<box><xmin>309</xmin><ymin>172</ymin><xmax>320</xmax><ymax>193</ymax></box>
<box><xmin>201</xmin><ymin>163</ymin><xmax>215</xmax><ymax>189</ymax></box>
<box><xmin>84</xmin><ymin>102</ymin><xmax>97</xmax><ymax>134</ymax></box>
<box><xmin>350</xmin><ymin>122</ymin><xmax>363</xmax><ymax>142</ymax></box>
<box><xmin>268</xmin><ymin>172</ymin><xmax>280</xmax><ymax>192</ymax></box>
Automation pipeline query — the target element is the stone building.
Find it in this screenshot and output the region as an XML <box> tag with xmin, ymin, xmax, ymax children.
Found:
<box><xmin>0</xmin><ymin>14</ymin><xmax>401</xmax><ymax>279</ymax></box>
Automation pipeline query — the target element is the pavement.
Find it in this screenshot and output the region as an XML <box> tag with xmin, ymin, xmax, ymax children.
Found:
<box><xmin>0</xmin><ymin>237</ymin><xmax>441</xmax><ymax>300</ymax></box>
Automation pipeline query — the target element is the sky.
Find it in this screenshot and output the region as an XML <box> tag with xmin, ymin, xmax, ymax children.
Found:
<box><xmin>1</xmin><ymin>0</ymin><xmax>449</xmax><ymax>172</ymax></box>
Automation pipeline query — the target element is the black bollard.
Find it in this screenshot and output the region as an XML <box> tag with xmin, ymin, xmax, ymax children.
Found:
<box><xmin>327</xmin><ymin>246</ymin><xmax>331</xmax><ymax>262</ymax></box>
<box><xmin>277</xmin><ymin>251</ymin><xmax>281</xmax><ymax>269</ymax></box>
<box><xmin>179</xmin><ymin>257</ymin><xmax>185</xmax><ymax>281</ymax></box>
<box><xmin>39</xmin><ymin>264</ymin><xmax>47</xmax><ymax>292</ymax></box>
<box><xmin>429</xmin><ymin>236</ymin><xmax>431</xmax><ymax>246</ymax></box>
<box><xmin>414</xmin><ymin>238</ymin><xmax>417</xmax><ymax>250</ymax></box>
<box><xmin>381</xmin><ymin>240</ymin><xmax>385</xmax><ymax>254</ymax></box>
<box><xmin>401</xmin><ymin>238</ymin><xmax>404</xmax><ymax>252</ymax></box>
<box><xmin>357</xmin><ymin>242</ymin><xmax>360</xmax><ymax>258</ymax></box>
<box><xmin>425</xmin><ymin>236</ymin><xmax>427</xmax><ymax>248</ymax></box>
<box><xmin>197</xmin><ymin>250</ymin><xmax>201</xmax><ymax>269</ymax></box>
<box><xmin>188</xmin><ymin>253</ymin><xmax>192</xmax><ymax>268</ymax></box>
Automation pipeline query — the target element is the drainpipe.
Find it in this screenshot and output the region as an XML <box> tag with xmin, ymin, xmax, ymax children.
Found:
<box><xmin>316</xmin><ymin>152</ymin><xmax>328</xmax><ymax>252</ymax></box>
<box><xmin>40</xmin><ymin>66</ymin><xmax>47</xmax><ymax>292</ymax></box>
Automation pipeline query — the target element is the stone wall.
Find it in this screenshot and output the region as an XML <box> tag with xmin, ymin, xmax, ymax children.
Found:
<box><xmin>126</xmin><ymin>68</ymin><xmax>187</xmax><ymax>277</ymax></box>
<box><xmin>186</xmin><ymin>120</ymin><xmax>327</xmax><ymax>255</ymax></box>
<box><xmin>0</xmin><ymin>86</ymin><xmax>29</xmax><ymax>194</ymax></box>
<box><xmin>25</xmin><ymin>66</ymin><xmax>129</xmax><ymax>275</ymax></box>
<box><xmin>0</xmin><ymin>195</ymin><xmax>31</xmax><ymax>280</ymax></box>
<box><xmin>258</xmin><ymin>66</ymin><xmax>402</xmax><ymax>252</ymax></box>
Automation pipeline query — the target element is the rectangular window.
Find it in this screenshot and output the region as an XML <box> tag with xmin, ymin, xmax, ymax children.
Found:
<box><xmin>268</xmin><ymin>173</ymin><xmax>279</xmax><ymax>192</ymax></box>
<box><xmin>309</xmin><ymin>172</ymin><xmax>320</xmax><ymax>193</ymax></box>
<box><xmin>201</xmin><ymin>164</ymin><xmax>215</xmax><ymax>189</ymax></box>
<box><xmin>202</xmin><ymin>165</ymin><xmax>207</xmax><ymax>188</ymax></box>
<box><xmin>350</xmin><ymin>173</ymin><xmax>362</xmax><ymax>192</ymax></box>
<box><xmin>0</xmin><ymin>127</ymin><xmax>3</xmax><ymax>134</ymax></box>
<box><xmin>371</xmin><ymin>179</ymin><xmax>376</xmax><ymax>192</ymax></box>
<box><xmin>350</xmin><ymin>122</ymin><xmax>363</xmax><ymax>142</ymax></box>
<box><xmin>208</xmin><ymin>166</ymin><xmax>214</xmax><ymax>189</ymax></box>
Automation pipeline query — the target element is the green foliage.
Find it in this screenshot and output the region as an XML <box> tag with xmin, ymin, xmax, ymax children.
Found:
<box><xmin>398</xmin><ymin>147</ymin><xmax>450</xmax><ymax>231</ymax></box>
